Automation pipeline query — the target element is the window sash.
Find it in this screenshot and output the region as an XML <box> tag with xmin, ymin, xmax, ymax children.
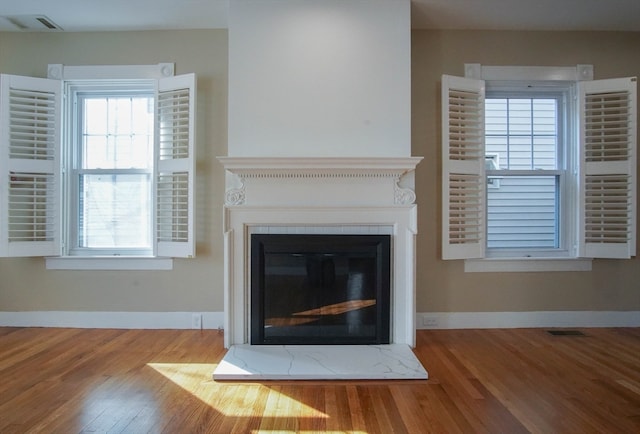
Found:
<box><xmin>485</xmin><ymin>92</ymin><xmax>564</xmax><ymax>171</ymax></box>
<box><xmin>73</xmin><ymin>172</ymin><xmax>153</xmax><ymax>253</ymax></box>
<box><xmin>77</xmin><ymin>93</ymin><xmax>154</xmax><ymax>171</ymax></box>
<box><xmin>485</xmin><ymin>171</ymin><xmax>562</xmax><ymax>253</ymax></box>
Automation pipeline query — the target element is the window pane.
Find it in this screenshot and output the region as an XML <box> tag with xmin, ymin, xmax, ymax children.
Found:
<box><xmin>485</xmin><ymin>99</ymin><xmax>508</xmax><ymax>135</ymax></box>
<box><xmin>487</xmin><ymin>175</ymin><xmax>558</xmax><ymax>249</ymax></box>
<box><xmin>82</xmin><ymin>96</ymin><xmax>153</xmax><ymax>169</ymax></box>
<box><xmin>78</xmin><ymin>174</ymin><xmax>151</xmax><ymax>248</ymax></box>
<box><xmin>533</xmin><ymin>99</ymin><xmax>557</xmax><ymax>134</ymax></box>
<box><xmin>508</xmin><ymin>99</ymin><xmax>533</xmax><ymax>135</ymax></box>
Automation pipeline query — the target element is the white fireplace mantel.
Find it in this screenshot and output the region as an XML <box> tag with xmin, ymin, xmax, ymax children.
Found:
<box><xmin>218</xmin><ymin>157</ymin><xmax>422</xmax><ymax>208</ymax></box>
<box><xmin>218</xmin><ymin>156</ymin><xmax>423</xmax><ymax>348</ymax></box>
<box><xmin>217</xmin><ymin>157</ymin><xmax>423</xmax><ymax>176</ymax></box>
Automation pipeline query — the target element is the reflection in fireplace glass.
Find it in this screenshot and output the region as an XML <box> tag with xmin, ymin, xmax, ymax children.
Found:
<box><xmin>251</xmin><ymin>234</ymin><xmax>390</xmax><ymax>345</ymax></box>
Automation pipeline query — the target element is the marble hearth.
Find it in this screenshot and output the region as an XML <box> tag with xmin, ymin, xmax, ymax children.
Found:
<box><xmin>213</xmin><ymin>344</ymin><xmax>427</xmax><ymax>381</ymax></box>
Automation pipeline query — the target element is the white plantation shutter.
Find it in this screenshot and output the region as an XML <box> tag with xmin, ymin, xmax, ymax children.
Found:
<box><xmin>442</xmin><ymin>75</ymin><xmax>486</xmax><ymax>260</ymax></box>
<box><xmin>0</xmin><ymin>75</ymin><xmax>61</xmax><ymax>257</ymax></box>
<box><xmin>155</xmin><ymin>73</ymin><xmax>196</xmax><ymax>258</ymax></box>
<box><xmin>578</xmin><ymin>77</ymin><xmax>637</xmax><ymax>259</ymax></box>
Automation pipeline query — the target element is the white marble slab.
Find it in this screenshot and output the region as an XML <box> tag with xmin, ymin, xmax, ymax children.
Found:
<box><xmin>212</xmin><ymin>344</ymin><xmax>428</xmax><ymax>381</ymax></box>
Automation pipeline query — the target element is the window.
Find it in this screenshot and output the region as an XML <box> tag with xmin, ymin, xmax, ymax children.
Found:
<box><xmin>441</xmin><ymin>66</ymin><xmax>636</xmax><ymax>265</ymax></box>
<box><xmin>484</xmin><ymin>90</ymin><xmax>569</xmax><ymax>255</ymax></box>
<box><xmin>71</xmin><ymin>87</ymin><xmax>155</xmax><ymax>256</ymax></box>
<box><xmin>0</xmin><ymin>65</ymin><xmax>196</xmax><ymax>265</ymax></box>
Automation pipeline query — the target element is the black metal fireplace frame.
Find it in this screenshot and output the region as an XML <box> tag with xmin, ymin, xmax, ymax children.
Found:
<box><xmin>250</xmin><ymin>234</ymin><xmax>391</xmax><ymax>345</ymax></box>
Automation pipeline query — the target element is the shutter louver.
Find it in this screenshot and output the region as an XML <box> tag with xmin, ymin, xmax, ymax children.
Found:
<box><xmin>9</xmin><ymin>173</ymin><xmax>55</xmax><ymax>242</ymax></box>
<box><xmin>584</xmin><ymin>175</ymin><xmax>631</xmax><ymax>243</ymax></box>
<box><xmin>155</xmin><ymin>74</ymin><xmax>196</xmax><ymax>258</ymax></box>
<box><xmin>448</xmin><ymin>173</ymin><xmax>484</xmax><ymax>247</ymax></box>
<box><xmin>157</xmin><ymin>172</ymin><xmax>189</xmax><ymax>243</ymax></box>
<box><xmin>0</xmin><ymin>75</ymin><xmax>61</xmax><ymax>257</ymax></box>
<box><xmin>442</xmin><ymin>75</ymin><xmax>486</xmax><ymax>260</ymax></box>
<box><xmin>579</xmin><ymin>77</ymin><xmax>637</xmax><ymax>258</ymax></box>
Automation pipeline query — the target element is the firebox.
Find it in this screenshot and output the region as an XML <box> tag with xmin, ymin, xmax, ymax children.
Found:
<box><xmin>250</xmin><ymin>234</ymin><xmax>391</xmax><ymax>345</ymax></box>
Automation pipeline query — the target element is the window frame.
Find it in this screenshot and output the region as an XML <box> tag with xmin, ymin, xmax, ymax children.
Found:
<box><xmin>483</xmin><ymin>84</ymin><xmax>575</xmax><ymax>259</ymax></box>
<box><xmin>66</xmin><ymin>81</ymin><xmax>156</xmax><ymax>257</ymax></box>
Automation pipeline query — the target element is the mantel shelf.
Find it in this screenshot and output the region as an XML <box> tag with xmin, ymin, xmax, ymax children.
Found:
<box><xmin>217</xmin><ymin>156</ymin><xmax>423</xmax><ymax>178</ymax></box>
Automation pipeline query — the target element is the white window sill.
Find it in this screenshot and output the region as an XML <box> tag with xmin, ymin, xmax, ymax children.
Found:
<box><xmin>45</xmin><ymin>257</ymin><xmax>173</xmax><ymax>270</ymax></box>
<box><xmin>464</xmin><ymin>257</ymin><xmax>592</xmax><ymax>273</ymax></box>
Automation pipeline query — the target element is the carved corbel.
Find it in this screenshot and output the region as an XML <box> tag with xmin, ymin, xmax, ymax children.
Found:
<box><xmin>394</xmin><ymin>176</ymin><xmax>417</xmax><ymax>205</ymax></box>
<box><xmin>225</xmin><ymin>177</ymin><xmax>246</xmax><ymax>206</ymax></box>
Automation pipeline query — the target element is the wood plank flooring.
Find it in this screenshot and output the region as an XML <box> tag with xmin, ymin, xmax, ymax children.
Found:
<box><xmin>0</xmin><ymin>327</ymin><xmax>639</xmax><ymax>433</ymax></box>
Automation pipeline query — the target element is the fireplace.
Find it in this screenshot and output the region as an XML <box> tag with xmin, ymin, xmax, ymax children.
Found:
<box><xmin>218</xmin><ymin>157</ymin><xmax>422</xmax><ymax>348</ymax></box>
<box><xmin>250</xmin><ymin>234</ymin><xmax>391</xmax><ymax>345</ymax></box>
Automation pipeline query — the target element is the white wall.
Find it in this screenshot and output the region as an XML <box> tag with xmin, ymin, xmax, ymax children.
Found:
<box><xmin>228</xmin><ymin>0</ymin><xmax>411</xmax><ymax>157</ymax></box>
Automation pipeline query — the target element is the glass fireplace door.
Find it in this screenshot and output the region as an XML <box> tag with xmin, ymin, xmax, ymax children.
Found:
<box><xmin>251</xmin><ymin>234</ymin><xmax>391</xmax><ymax>345</ymax></box>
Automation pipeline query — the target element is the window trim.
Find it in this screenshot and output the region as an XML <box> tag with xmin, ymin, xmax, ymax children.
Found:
<box><xmin>464</xmin><ymin>64</ymin><xmax>594</xmax><ymax>82</ymax></box>
<box><xmin>47</xmin><ymin>63</ymin><xmax>175</xmax><ymax>81</ymax></box>
<box><xmin>45</xmin><ymin>256</ymin><xmax>173</xmax><ymax>270</ymax></box>
<box><xmin>464</xmin><ymin>257</ymin><xmax>592</xmax><ymax>273</ymax></box>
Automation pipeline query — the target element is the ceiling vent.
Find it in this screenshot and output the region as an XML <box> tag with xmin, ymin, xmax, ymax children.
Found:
<box><xmin>4</xmin><ymin>15</ymin><xmax>63</xmax><ymax>31</ymax></box>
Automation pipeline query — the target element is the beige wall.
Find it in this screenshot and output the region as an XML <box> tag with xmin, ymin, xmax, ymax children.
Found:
<box><xmin>0</xmin><ymin>28</ymin><xmax>638</xmax><ymax>315</ymax></box>
<box><xmin>412</xmin><ymin>30</ymin><xmax>640</xmax><ymax>313</ymax></box>
<box><xmin>0</xmin><ymin>30</ymin><xmax>228</xmax><ymax>312</ymax></box>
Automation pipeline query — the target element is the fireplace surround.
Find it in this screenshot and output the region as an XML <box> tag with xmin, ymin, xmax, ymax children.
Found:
<box><xmin>219</xmin><ymin>157</ymin><xmax>422</xmax><ymax>348</ymax></box>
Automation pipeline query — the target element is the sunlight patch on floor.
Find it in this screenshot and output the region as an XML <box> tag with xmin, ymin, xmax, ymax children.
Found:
<box><xmin>147</xmin><ymin>363</ymin><xmax>328</xmax><ymax>418</ymax></box>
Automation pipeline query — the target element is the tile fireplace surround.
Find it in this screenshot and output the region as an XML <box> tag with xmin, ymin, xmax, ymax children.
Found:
<box><xmin>215</xmin><ymin>157</ymin><xmax>426</xmax><ymax>380</ymax></box>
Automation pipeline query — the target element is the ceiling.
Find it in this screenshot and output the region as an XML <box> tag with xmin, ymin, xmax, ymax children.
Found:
<box><xmin>1</xmin><ymin>0</ymin><xmax>639</xmax><ymax>32</ymax></box>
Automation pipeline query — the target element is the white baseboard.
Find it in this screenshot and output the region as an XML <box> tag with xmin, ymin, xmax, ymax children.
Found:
<box><xmin>416</xmin><ymin>311</ymin><xmax>640</xmax><ymax>329</ymax></box>
<box><xmin>0</xmin><ymin>311</ymin><xmax>225</xmax><ymax>330</ymax></box>
<box><xmin>1</xmin><ymin>310</ymin><xmax>638</xmax><ymax>330</ymax></box>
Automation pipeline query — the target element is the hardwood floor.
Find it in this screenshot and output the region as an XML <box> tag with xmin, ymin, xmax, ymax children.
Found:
<box><xmin>0</xmin><ymin>327</ymin><xmax>639</xmax><ymax>433</ymax></box>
